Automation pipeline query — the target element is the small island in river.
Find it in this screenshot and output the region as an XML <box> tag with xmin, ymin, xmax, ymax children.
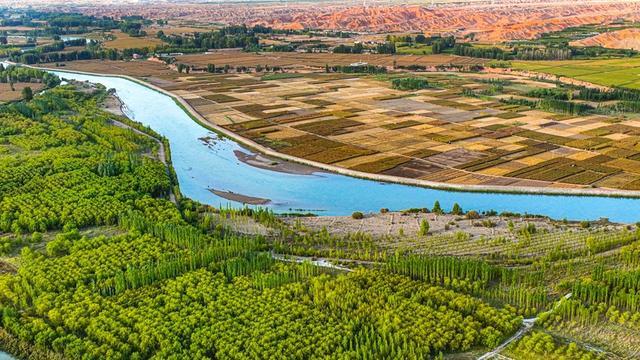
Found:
<box><xmin>208</xmin><ymin>188</ymin><xmax>271</xmax><ymax>205</ymax></box>
<box><xmin>234</xmin><ymin>150</ymin><xmax>319</xmax><ymax>176</ymax></box>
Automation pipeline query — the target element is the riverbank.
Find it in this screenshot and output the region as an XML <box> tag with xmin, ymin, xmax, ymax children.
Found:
<box><xmin>83</xmin><ymin>82</ymin><xmax>179</xmax><ymax>205</ymax></box>
<box><xmin>35</xmin><ymin>65</ymin><xmax>640</xmax><ymax>200</ymax></box>
<box><xmin>283</xmin><ymin>210</ymin><xmax>622</xmax><ymax>239</ymax></box>
<box><xmin>0</xmin><ymin>328</ymin><xmax>62</xmax><ymax>360</ymax></box>
<box><xmin>102</xmin><ymin>90</ymin><xmax>126</xmax><ymax>117</ymax></box>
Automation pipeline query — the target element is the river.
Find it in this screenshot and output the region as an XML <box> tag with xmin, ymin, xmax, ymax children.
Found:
<box><xmin>0</xmin><ymin>351</ymin><xmax>15</xmax><ymax>360</ymax></box>
<box><xmin>47</xmin><ymin>70</ymin><xmax>640</xmax><ymax>222</ymax></box>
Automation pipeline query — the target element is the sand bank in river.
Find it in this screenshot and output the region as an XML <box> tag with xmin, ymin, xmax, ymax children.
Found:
<box><xmin>234</xmin><ymin>150</ymin><xmax>319</xmax><ymax>176</ymax></box>
<box><xmin>209</xmin><ymin>189</ymin><xmax>271</xmax><ymax>205</ymax></box>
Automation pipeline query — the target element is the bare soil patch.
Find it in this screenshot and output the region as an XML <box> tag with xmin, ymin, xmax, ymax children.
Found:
<box><xmin>175</xmin><ymin>51</ymin><xmax>485</xmax><ymax>70</ymax></box>
<box><xmin>0</xmin><ymin>83</ymin><xmax>45</xmax><ymax>103</ymax></box>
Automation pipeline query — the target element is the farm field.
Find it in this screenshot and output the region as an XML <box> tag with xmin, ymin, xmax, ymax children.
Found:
<box><xmin>46</xmin><ymin>59</ymin><xmax>179</xmax><ymax>79</ymax></box>
<box><xmin>284</xmin><ymin>210</ymin><xmax>631</xmax><ymax>265</ymax></box>
<box><xmin>146</xmin><ymin>24</ymin><xmax>220</xmax><ymax>36</ymax></box>
<box><xmin>0</xmin><ymin>83</ymin><xmax>44</xmax><ymax>103</ymax></box>
<box><xmin>45</xmin><ymin>58</ymin><xmax>640</xmax><ymax>193</ymax></box>
<box><xmin>102</xmin><ymin>30</ymin><xmax>165</xmax><ymax>50</ymax></box>
<box><xmin>175</xmin><ymin>51</ymin><xmax>486</xmax><ymax>69</ymax></box>
<box><xmin>512</xmin><ymin>57</ymin><xmax>640</xmax><ymax>89</ymax></box>
<box><xmin>0</xmin><ymin>26</ymin><xmax>35</xmax><ymax>31</ymax></box>
<box><xmin>395</xmin><ymin>43</ymin><xmax>434</xmax><ymax>55</ymax></box>
<box><xmin>154</xmin><ymin>69</ymin><xmax>640</xmax><ymax>192</ymax></box>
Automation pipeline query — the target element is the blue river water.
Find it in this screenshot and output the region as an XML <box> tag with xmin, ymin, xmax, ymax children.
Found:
<box><xmin>0</xmin><ymin>351</ymin><xmax>15</xmax><ymax>360</ymax></box>
<box><xmin>49</xmin><ymin>70</ymin><xmax>640</xmax><ymax>222</ymax></box>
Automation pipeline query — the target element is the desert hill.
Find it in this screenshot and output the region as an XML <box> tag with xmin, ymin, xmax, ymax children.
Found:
<box><xmin>571</xmin><ymin>28</ymin><xmax>640</xmax><ymax>50</ymax></box>
<box><xmin>253</xmin><ymin>3</ymin><xmax>640</xmax><ymax>42</ymax></box>
<box><xmin>46</xmin><ymin>0</ymin><xmax>640</xmax><ymax>42</ymax></box>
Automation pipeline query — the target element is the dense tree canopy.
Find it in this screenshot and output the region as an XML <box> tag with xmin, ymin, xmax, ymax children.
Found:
<box><xmin>0</xmin><ymin>65</ymin><xmax>61</xmax><ymax>88</ymax></box>
<box><xmin>0</xmin><ymin>80</ymin><xmax>172</xmax><ymax>235</ymax></box>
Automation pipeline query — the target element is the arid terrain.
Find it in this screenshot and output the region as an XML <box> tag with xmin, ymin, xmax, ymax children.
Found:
<box><xmin>246</xmin><ymin>2</ymin><xmax>640</xmax><ymax>42</ymax></box>
<box><xmin>11</xmin><ymin>0</ymin><xmax>640</xmax><ymax>42</ymax></box>
<box><xmin>571</xmin><ymin>28</ymin><xmax>640</xmax><ymax>51</ymax></box>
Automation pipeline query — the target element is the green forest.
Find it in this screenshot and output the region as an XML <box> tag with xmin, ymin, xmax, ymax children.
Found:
<box><xmin>0</xmin><ymin>67</ymin><xmax>638</xmax><ymax>359</ymax></box>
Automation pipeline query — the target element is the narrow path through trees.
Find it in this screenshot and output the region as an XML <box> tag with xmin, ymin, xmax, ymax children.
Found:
<box><xmin>111</xmin><ymin>118</ymin><xmax>177</xmax><ymax>204</ymax></box>
<box><xmin>478</xmin><ymin>292</ymin><xmax>573</xmax><ymax>360</ymax></box>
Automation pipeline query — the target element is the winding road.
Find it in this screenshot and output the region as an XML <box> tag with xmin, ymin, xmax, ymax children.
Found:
<box><xmin>272</xmin><ymin>253</ymin><xmax>355</xmax><ymax>272</ymax></box>
<box><xmin>478</xmin><ymin>292</ymin><xmax>573</xmax><ymax>360</ymax></box>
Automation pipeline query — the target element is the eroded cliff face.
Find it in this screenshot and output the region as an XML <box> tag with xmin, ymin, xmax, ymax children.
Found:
<box><xmin>251</xmin><ymin>2</ymin><xmax>640</xmax><ymax>42</ymax></box>
<box><xmin>571</xmin><ymin>28</ymin><xmax>640</xmax><ymax>50</ymax></box>
<box><xmin>62</xmin><ymin>0</ymin><xmax>640</xmax><ymax>42</ymax></box>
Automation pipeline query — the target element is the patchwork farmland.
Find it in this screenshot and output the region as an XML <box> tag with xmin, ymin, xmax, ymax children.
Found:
<box><xmin>174</xmin><ymin>51</ymin><xmax>485</xmax><ymax>69</ymax></box>
<box><xmin>102</xmin><ymin>30</ymin><xmax>165</xmax><ymax>50</ymax></box>
<box><xmin>153</xmin><ymin>70</ymin><xmax>640</xmax><ymax>192</ymax></box>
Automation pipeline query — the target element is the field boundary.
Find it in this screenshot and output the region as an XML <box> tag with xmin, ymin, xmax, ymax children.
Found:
<box><xmin>31</xmin><ymin>63</ymin><xmax>640</xmax><ymax>199</ymax></box>
<box><xmin>485</xmin><ymin>67</ymin><xmax>613</xmax><ymax>91</ymax></box>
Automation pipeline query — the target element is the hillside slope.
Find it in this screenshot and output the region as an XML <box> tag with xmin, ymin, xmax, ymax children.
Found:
<box><xmin>571</xmin><ymin>28</ymin><xmax>640</xmax><ymax>50</ymax></box>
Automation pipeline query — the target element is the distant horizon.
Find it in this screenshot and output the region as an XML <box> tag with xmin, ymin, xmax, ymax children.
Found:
<box><xmin>3</xmin><ymin>0</ymin><xmax>637</xmax><ymax>42</ymax></box>
<box><xmin>3</xmin><ymin>0</ymin><xmax>639</xmax><ymax>6</ymax></box>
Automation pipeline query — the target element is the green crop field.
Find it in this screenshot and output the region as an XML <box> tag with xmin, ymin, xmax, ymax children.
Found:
<box><xmin>395</xmin><ymin>43</ymin><xmax>434</xmax><ymax>55</ymax></box>
<box><xmin>513</xmin><ymin>58</ymin><xmax>640</xmax><ymax>89</ymax></box>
